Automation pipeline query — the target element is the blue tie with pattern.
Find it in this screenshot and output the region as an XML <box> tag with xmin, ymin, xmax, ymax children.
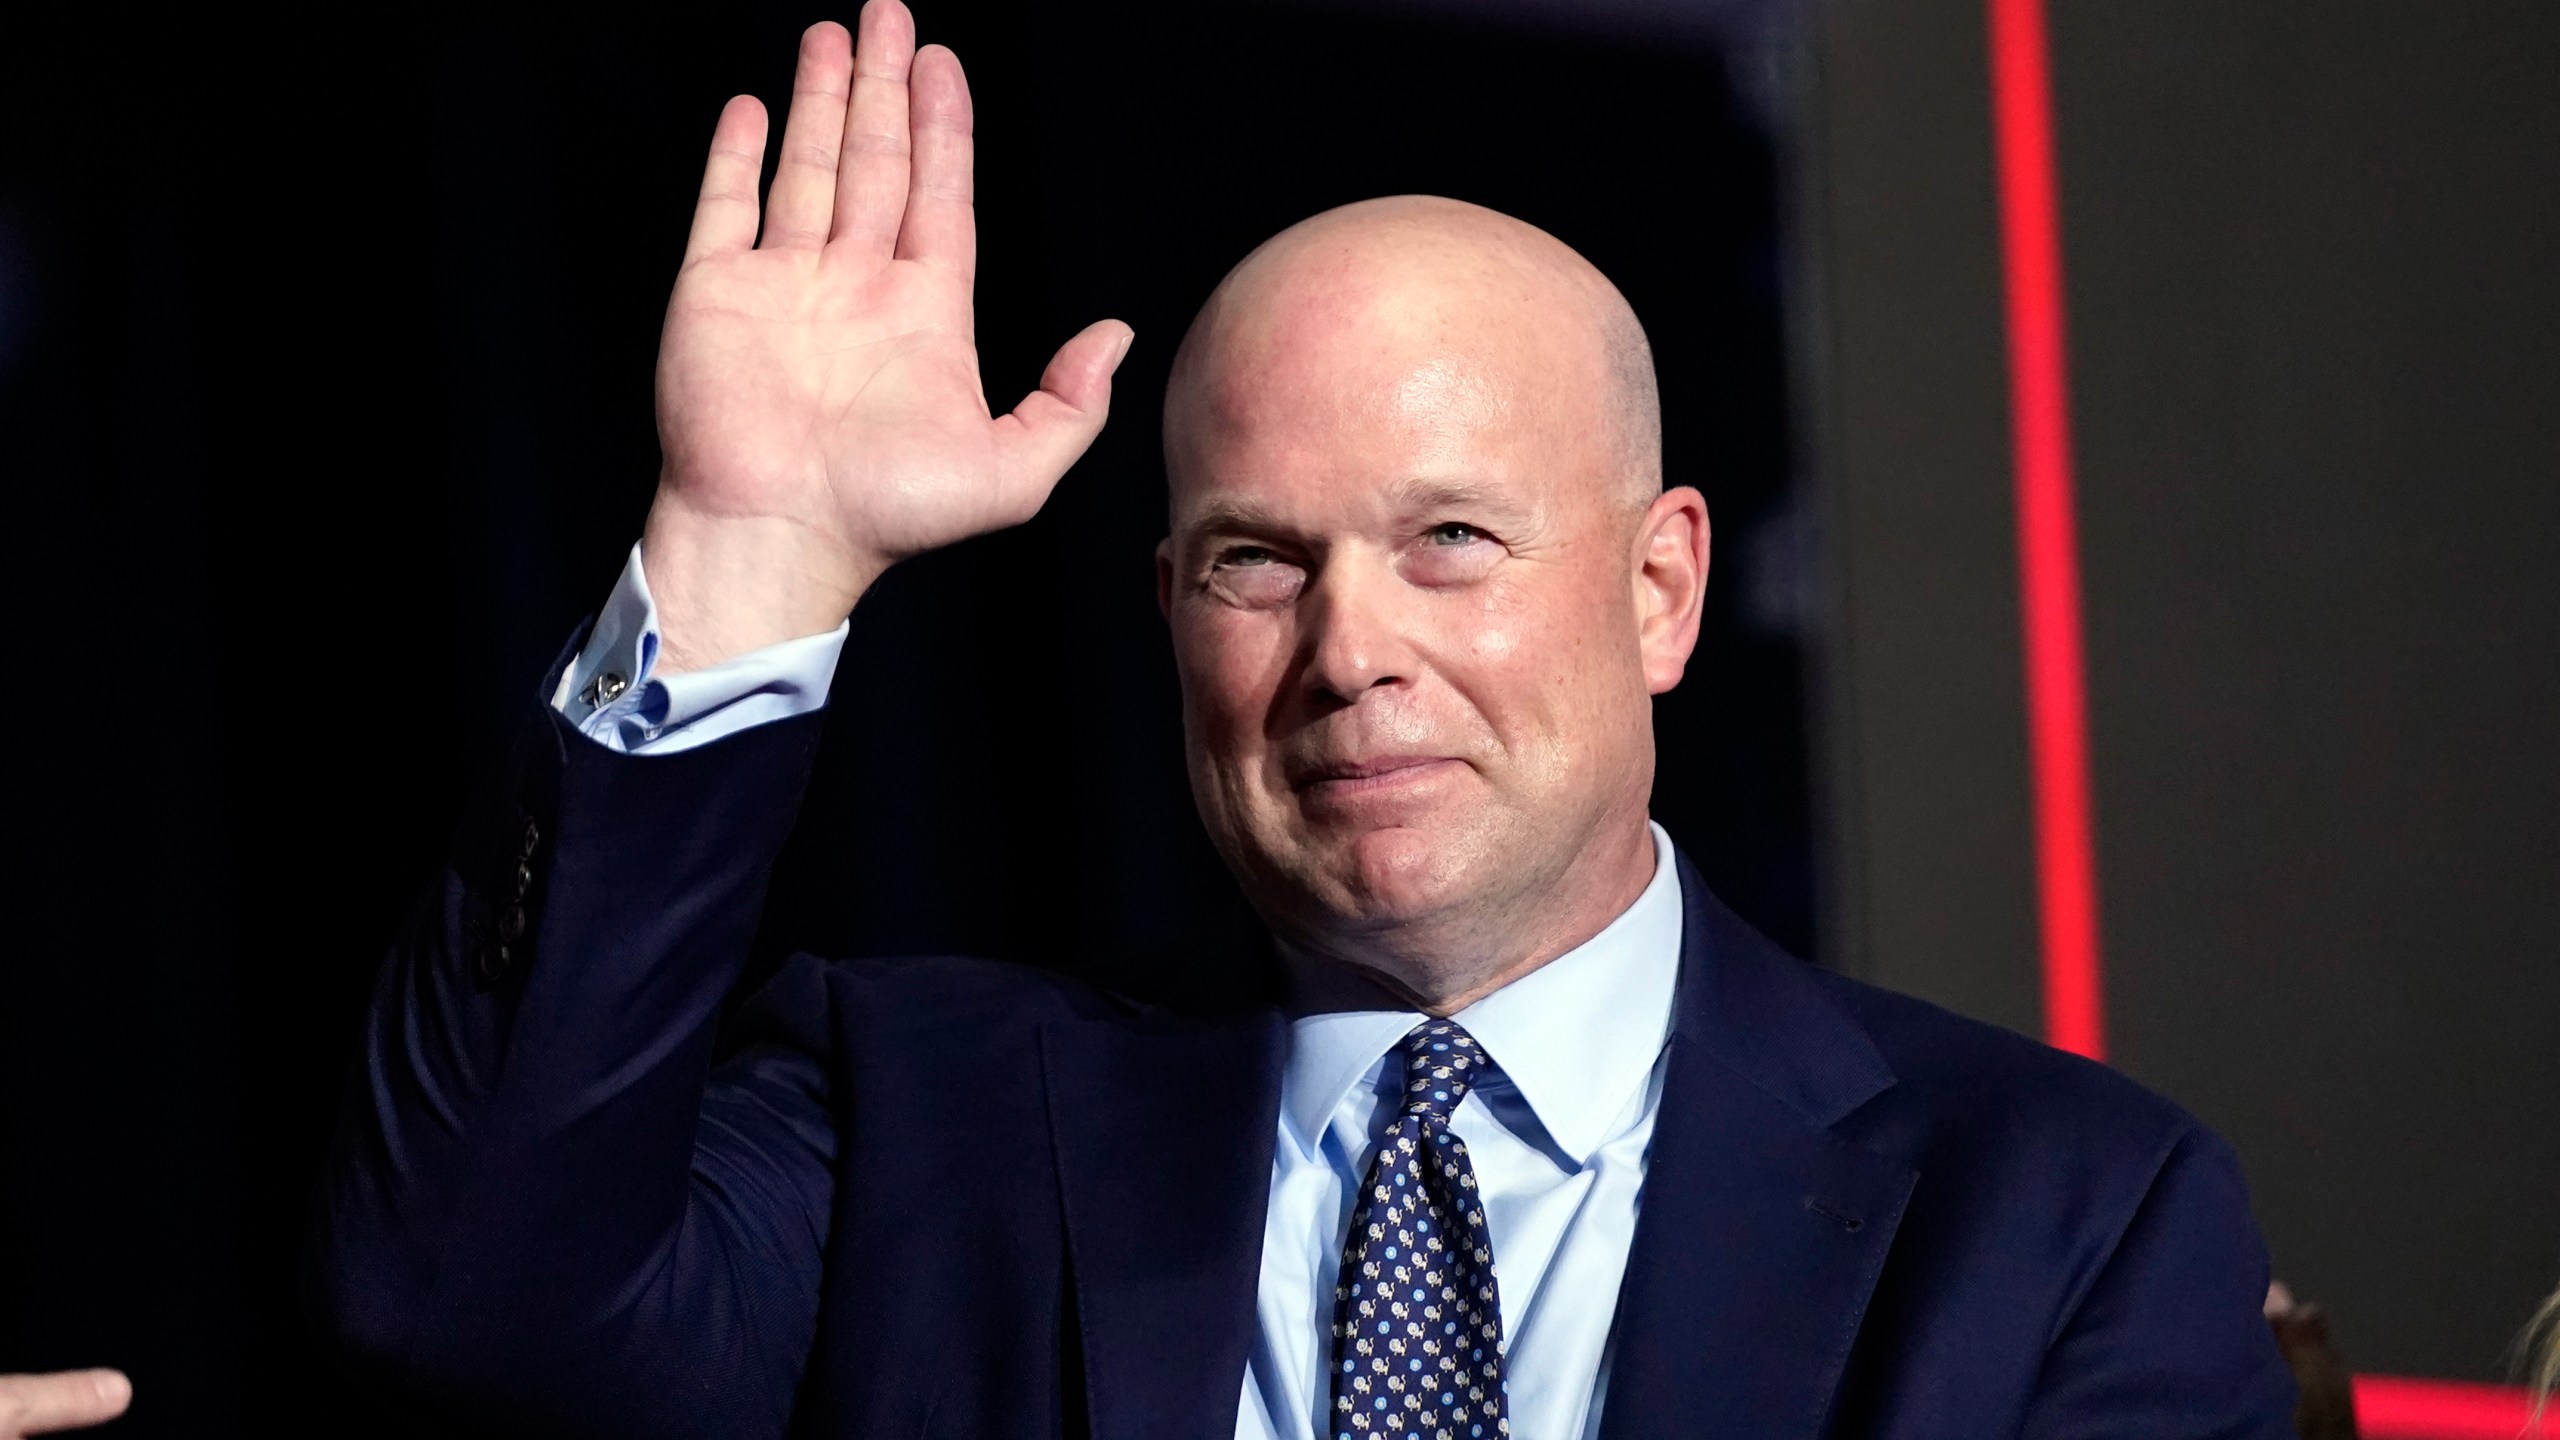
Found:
<box><xmin>1328</xmin><ymin>1020</ymin><xmax>1510</xmax><ymax>1440</ymax></box>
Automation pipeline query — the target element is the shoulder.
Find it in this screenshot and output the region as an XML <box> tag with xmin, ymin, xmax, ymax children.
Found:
<box><xmin>1676</xmin><ymin>864</ymin><xmax>2220</xmax><ymax>1211</ymax></box>
<box><xmin>723</xmin><ymin>950</ymin><xmax>1143</xmax><ymax>1058</ymax></box>
<box><xmin>1675</xmin><ymin>871</ymin><xmax>2208</xmax><ymax>1186</ymax></box>
<box><xmin>820</xmin><ymin>952</ymin><xmax>1127</xmax><ymax>1017</ymax></box>
<box><xmin>1778</xmin><ymin>965</ymin><xmax>2277</xmax><ymax>1336</ymax></box>
<box><xmin>1801</xmin><ymin>964</ymin><xmax>2238</xmax><ymax>1229</ymax></box>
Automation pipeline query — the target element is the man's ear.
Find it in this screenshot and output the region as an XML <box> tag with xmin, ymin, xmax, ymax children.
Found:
<box><xmin>1156</xmin><ymin>537</ymin><xmax>1176</xmax><ymax>621</ymax></box>
<box><xmin>1633</xmin><ymin>486</ymin><xmax>1710</xmax><ymax>695</ymax></box>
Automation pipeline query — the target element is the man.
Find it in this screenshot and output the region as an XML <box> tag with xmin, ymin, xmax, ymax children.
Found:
<box><xmin>308</xmin><ymin>4</ymin><xmax>2296</xmax><ymax>1436</ymax></box>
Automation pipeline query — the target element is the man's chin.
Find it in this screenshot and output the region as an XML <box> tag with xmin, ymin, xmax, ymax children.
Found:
<box><xmin>1317</xmin><ymin>824</ymin><xmax>1480</xmax><ymax>922</ymax></box>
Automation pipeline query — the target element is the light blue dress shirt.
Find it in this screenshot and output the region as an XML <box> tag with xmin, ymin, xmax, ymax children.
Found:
<box><xmin>559</xmin><ymin>548</ymin><xmax>1686</xmax><ymax>1440</ymax></box>
<box><xmin>1243</xmin><ymin>830</ymin><xmax>1681</xmax><ymax>1440</ymax></box>
<box><xmin>554</xmin><ymin>545</ymin><xmax>848</xmax><ymax>753</ymax></box>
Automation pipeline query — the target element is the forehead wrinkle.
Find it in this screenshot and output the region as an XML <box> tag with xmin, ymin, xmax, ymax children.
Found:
<box><xmin>1383</xmin><ymin>475</ymin><xmax>1534</xmax><ymax>524</ymax></box>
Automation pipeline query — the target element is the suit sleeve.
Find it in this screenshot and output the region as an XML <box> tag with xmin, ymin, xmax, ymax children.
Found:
<box><xmin>2019</xmin><ymin>1127</ymin><xmax>2299</xmax><ymax>1440</ymax></box>
<box><xmin>305</xmin><ymin>657</ymin><xmax>842</xmax><ymax>1439</ymax></box>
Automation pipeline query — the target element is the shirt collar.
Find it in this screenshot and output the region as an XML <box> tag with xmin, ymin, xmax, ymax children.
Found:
<box><xmin>1276</xmin><ymin>823</ymin><xmax>1686</xmax><ymax>1167</ymax></box>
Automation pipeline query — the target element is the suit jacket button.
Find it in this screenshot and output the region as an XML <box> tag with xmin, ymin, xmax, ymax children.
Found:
<box><xmin>498</xmin><ymin>905</ymin><xmax>527</xmax><ymax>942</ymax></box>
<box><xmin>513</xmin><ymin>862</ymin><xmax>534</xmax><ymax>899</ymax></box>
<box><xmin>474</xmin><ymin>943</ymin><xmax>512</xmax><ymax>985</ymax></box>
<box><xmin>518</xmin><ymin>817</ymin><xmax>541</xmax><ymax>860</ymax></box>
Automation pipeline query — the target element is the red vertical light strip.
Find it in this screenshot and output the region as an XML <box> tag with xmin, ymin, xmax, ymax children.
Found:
<box><xmin>1982</xmin><ymin>14</ymin><xmax>2548</xmax><ymax>1432</ymax></box>
<box><xmin>1988</xmin><ymin>0</ymin><xmax>2106</xmax><ymax>1058</ymax></box>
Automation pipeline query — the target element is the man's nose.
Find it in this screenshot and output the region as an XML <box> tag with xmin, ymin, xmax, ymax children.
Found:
<box><xmin>1299</xmin><ymin>557</ymin><xmax>1418</xmax><ymax>703</ymax></box>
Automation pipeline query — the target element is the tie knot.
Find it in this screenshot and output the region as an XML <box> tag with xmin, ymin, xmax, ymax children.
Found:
<box><xmin>1397</xmin><ymin>1020</ymin><xmax>1490</xmax><ymax>1121</ymax></box>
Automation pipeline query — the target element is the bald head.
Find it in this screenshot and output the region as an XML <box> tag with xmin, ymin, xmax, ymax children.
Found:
<box><xmin>1164</xmin><ymin>196</ymin><xmax>1661</xmax><ymax>518</ymax></box>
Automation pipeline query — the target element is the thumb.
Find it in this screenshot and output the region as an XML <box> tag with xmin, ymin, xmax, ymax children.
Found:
<box><xmin>990</xmin><ymin>320</ymin><xmax>1135</xmax><ymax>515</ymax></box>
<box><xmin>0</xmin><ymin>1370</ymin><xmax>131</xmax><ymax>1437</ymax></box>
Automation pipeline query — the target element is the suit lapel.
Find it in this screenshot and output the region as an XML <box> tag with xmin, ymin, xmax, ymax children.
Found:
<box><xmin>1042</xmin><ymin>1005</ymin><xmax>1286</xmax><ymax>1440</ymax></box>
<box><xmin>1600</xmin><ymin>860</ymin><xmax>1918</xmax><ymax>1440</ymax></box>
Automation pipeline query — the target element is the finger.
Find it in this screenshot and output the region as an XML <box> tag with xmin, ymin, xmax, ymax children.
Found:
<box><xmin>682</xmin><ymin>95</ymin><xmax>769</xmax><ymax>265</ymax></box>
<box><xmin>762</xmin><ymin>22</ymin><xmax>855</xmax><ymax>249</ymax></box>
<box><xmin>0</xmin><ymin>1369</ymin><xmax>131</xmax><ymax>1436</ymax></box>
<box><xmin>991</xmin><ymin>321</ymin><xmax>1136</xmax><ymax>513</ymax></box>
<box><xmin>829</xmin><ymin>0</ymin><xmax>917</xmax><ymax>258</ymax></box>
<box><xmin>896</xmin><ymin>44</ymin><xmax>974</xmax><ymax>282</ymax></box>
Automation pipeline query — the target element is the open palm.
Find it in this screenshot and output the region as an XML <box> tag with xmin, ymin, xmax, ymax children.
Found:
<box><xmin>646</xmin><ymin>1</ymin><xmax>1129</xmax><ymax>669</ymax></box>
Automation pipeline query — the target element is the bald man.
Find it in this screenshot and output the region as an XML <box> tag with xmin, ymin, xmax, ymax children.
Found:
<box><xmin>308</xmin><ymin>6</ymin><xmax>2296</xmax><ymax>1438</ymax></box>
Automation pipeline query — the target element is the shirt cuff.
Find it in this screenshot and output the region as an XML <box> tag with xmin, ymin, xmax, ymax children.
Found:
<box><xmin>551</xmin><ymin>543</ymin><xmax>848</xmax><ymax>754</ymax></box>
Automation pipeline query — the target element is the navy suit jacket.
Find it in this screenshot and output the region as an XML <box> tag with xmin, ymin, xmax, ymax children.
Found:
<box><xmin>308</xmin><ymin>691</ymin><xmax>2296</xmax><ymax>1439</ymax></box>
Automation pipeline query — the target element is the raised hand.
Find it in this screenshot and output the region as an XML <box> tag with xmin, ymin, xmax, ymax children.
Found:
<box><xmin>643</xmin><ymin>0</ymin><xmax>1133</xmax><ymax>672</ymax></box>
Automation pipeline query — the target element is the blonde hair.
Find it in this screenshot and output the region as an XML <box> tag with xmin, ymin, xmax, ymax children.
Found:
<box><xmin>2527</xmin><ymin>1283</ymin><xmax>2560</xmax><ymax>1431</ymax></box>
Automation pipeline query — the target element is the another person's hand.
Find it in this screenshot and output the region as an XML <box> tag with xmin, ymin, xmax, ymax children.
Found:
<box><xmin>643</xmin><ymin>0</ymin><xmax>1133</xmax><ymax>672</ymax></box>
<box><xmin>2266</xmin><ymin>1280</ymin><xmax>2360</xmax><ymax>1440</ymax></box>
<box><xmin>0</xmin><ymin>1369</ymin><xmax>129</xmax><ymax>1437</ymax></box>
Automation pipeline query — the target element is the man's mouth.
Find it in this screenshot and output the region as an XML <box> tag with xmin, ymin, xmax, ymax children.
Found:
<box><xmin>1289</xmin><ymin>755</ymin><xmax>1466</xmax><ymax>794</ymax></box>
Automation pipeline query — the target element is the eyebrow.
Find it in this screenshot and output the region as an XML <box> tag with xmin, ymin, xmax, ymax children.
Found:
<box><xmin>1176</xmin><ymin>477</ymin><xmax>1533</xmax><ymax>540</ymax></box>
<box><xmin>1180</xmin><ymin>497</ymin><xmax>1289</xmax><ymax>539</ymax></box>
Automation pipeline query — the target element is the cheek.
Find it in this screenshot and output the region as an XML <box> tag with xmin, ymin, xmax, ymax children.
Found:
<box><xmin>1455</xmin><ymin>580</ymin><xmax>1565</xmax><ymax>703</ymax></box>
<box><xmin>1177</xmin><ymin>610</ymin><xmax>1295</xmax><ymax>751</ymax></box>
<box><xmin>1445</xmin><ymin>572</ymin><xmax>1636</xmax><ymax>761</ymax></box>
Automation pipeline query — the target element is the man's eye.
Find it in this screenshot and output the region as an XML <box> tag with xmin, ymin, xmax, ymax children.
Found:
<box><xmin>1204</xmin><ymin>545</ymin><xmax>1306</xmax><ymax>609</ymax></box>
<box><xmin>1428</xmin><ymin>523</ymin><xmax>1482</xmax><ymax>546</ymax></box>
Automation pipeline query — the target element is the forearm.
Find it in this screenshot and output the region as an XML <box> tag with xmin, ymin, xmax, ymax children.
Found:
<box><xmin>307</xmin><ymin>670</ymin><xmax>827</xmax><ymax>1433</ymax></box>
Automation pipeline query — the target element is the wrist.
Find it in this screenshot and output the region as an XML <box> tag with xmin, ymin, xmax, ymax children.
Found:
<box><xmin>639</xmin><ymin>487</ymin><xmax>884</xmax><ymax>674</ymax></box>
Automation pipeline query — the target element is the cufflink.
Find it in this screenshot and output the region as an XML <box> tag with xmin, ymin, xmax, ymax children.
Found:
<box><xmin>580</xmin><ymin>670</ymin><xmax>629</xmax><ymax>708</ymax></box>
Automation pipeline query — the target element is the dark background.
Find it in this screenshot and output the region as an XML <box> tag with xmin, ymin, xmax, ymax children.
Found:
<box><xmin>5</xmin><ymin>0</ymin><xmax>2556</xmax><ymax>1435</ymax></box>
<box><xmin>0</xmin><ymin>2</ymin><xmax>1803</xmax><ymax>1432</ymax></box>
<box><xmin>1803</xmin><ymin>0</ymin><xmax>2560</xmax><ymax>1395</ymax></box>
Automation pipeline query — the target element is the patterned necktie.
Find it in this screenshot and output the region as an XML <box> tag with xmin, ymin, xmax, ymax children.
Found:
<box><xmin>1328</xmin><ymin>1020</ymin><xmax>1510</xmax><ymax>1440</ymax></box>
